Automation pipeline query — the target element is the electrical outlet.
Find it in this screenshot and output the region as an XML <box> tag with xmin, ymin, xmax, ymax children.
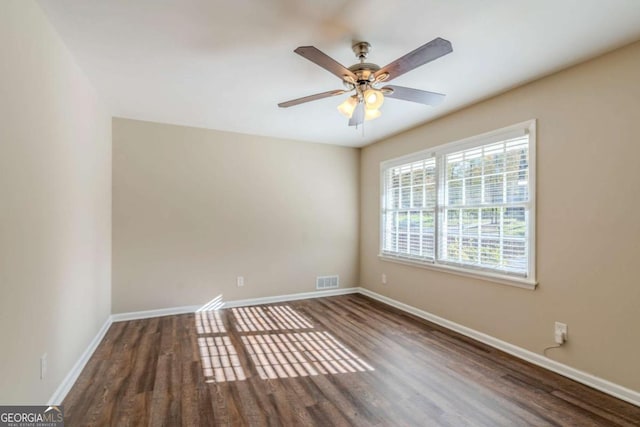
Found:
<box><xmin>237</xmin><ymin>276</ymin><xmax>244</xmax><ymax>287</ymax></box>
<box><xmin>554</xmin><ymin>322</ymin><xmax>568</xmax><ymax>344</ymax></box>
<box><xmin>381</xmin><ymin>273</ymin><xmax>387</xmax><ymax>285</ymax></box>
<box><xmin>40</xmin><ymin>353</ymin><xmax>47</xmax><ymax>380</ymax></box>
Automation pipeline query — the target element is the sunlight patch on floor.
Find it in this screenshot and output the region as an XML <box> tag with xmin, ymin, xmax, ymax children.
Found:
<box><xmin>241</xmin><ymin>331</ymin><xmax>374</xmax><ymax>380</ymax></box>
<box><xmin>195</xmin><ymin>309</ymin><xmax>226</xmax><ymax>334</ymax></box>
<box><xmin>198</xmin><ymin>336</ymin><xmax>246</xmax><ymax>383</ymax></box>
<box><xmin>232</xmin><ymin>305</ymin><xmax>314</xmax><ymax>332</ymax></box>
<box><xmin>196</xmin><ymin>304</ymin><xmax>373</xmax><ymax>383</ymax></box>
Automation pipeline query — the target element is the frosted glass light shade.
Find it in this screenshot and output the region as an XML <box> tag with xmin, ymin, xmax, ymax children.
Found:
<box><xmin>337</xmin><ymin>96</ymin><xmax>358</xmax><ymax>118</ymax></box>
<box><xmin>364</xmin><ymin>89</ymin><xmax>384</xmax><ymax>110</ymax></box>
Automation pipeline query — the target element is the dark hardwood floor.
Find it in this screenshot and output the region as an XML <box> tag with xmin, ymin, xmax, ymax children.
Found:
<box><xmin>63</xmin><ymin>294</ymin><xmax>640</xmax><ymax>426</ymax></box>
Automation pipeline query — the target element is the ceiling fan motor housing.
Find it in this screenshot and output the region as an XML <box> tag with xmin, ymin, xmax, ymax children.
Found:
<box><xmin>348</xmin><ymin>63</ymin><xmax>380</xmax><ymax>82</ymax></box>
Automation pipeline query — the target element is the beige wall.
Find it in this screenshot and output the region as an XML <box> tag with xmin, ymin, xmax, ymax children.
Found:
<box><xmin>360</xmin><ymin>41</ymin><xmax>640</xmax><ymax>392</ymax></box>
<box><xmin>0</xmin><ymin>1</ymin><xmax>112</xmax><ymax>403</ymax></box>
<box><xmin>112</xmin><ymin>119</ymin><xmax>359</xmax><ymax>313</ymax></box>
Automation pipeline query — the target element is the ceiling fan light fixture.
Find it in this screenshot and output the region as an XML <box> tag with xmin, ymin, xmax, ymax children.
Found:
<box><xmin>364</xmin><ymin>88</ymin><xmax>384</xmax><ymax>110</ymax></box>
<box><xmin>365</xmin><ymin>108</ymin><xmax>381</xmax><ymax>121</ymax></box>
<box><xmin>337</xmin><ymin>95</ymin><xmax>358</xmax><ymax>118</ymax></box>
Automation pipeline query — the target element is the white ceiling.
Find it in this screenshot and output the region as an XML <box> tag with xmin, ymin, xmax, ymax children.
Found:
<box><xmin>37</xmin><ymin>0</ymin><xmax>640</xmax><ymax>147</ymax></box>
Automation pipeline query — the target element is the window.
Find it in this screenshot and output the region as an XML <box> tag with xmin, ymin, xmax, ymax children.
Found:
<box><xmin>380</xmin><ymin>120</ymin><xmax>536</xmax><ymax>288</ymax></box>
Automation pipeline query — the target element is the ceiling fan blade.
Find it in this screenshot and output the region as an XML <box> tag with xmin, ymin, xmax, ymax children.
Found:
<box><xmin>294</xmin><ymin>46</ymin><xmax>357</xmax><ymax>81</ymax></box>
<box><xmin>348</xmin><ymin>102</ymin><xmax>364</xmax><ymax>126</ymax></box>
<box><xmin>278</xmin><ymin>89</ymin><xmax>346</xmax><ymax>108</ymax></box>
<box><xmin>375</xmin><ymin>38</ymin><xmax>452</xmax><ymax>82</ymax></box>
<box><xmin>383</xmin><ymin>85</ymin><xmax>445</xmax><ymax>106</ymax></box>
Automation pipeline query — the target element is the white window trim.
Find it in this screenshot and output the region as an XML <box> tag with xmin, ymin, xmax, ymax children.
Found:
<box><xmin>379</xmin><ymin>119</ymin><xmax>537</xmax><ymax>290</ymax></box>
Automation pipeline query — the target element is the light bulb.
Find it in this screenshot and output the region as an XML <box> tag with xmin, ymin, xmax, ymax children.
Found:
<box><xmin>337</xmin><ymin>96</ymin><xmax>358</xmax><ymax>118</ymax></box>
<box><xmin>365</xmin><ymin>108</ymin><xmax>381</xmax><ymax>121</ymax></box>
<box><xmin>363</xmin><ymin>89</ymin><xmax>384</xmax><ymax>110</ymax></box>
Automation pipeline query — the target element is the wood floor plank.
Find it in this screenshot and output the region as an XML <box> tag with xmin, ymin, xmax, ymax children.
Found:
<box><xmin>63</xmin><ymin>294</ymin><xmax>640</xmax><ymax>426</ymax></box>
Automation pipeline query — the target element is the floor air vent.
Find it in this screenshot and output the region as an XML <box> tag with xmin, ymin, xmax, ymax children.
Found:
<box><xmin>316</xmin><ymin>275</ymin><xmax>339</xmax><ymax>290</ymax></box>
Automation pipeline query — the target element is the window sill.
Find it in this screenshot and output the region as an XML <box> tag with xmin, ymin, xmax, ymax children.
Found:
<box><xmin>378</xmin><ymin>254</ymin><xmax>538</xmax><ymax>290</ymax></box>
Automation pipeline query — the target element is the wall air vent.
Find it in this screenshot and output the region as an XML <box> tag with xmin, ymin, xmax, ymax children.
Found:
<box><xmin>316</xmin><ymin>275</ymin><xmax>339</xmax><ymax>290</ymax></box>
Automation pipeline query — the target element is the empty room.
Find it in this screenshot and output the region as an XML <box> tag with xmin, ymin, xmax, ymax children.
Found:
<box><xmin>2</xmin><ymin>0</ymin><xmax>640</xmax><ymax>425</ymax></box>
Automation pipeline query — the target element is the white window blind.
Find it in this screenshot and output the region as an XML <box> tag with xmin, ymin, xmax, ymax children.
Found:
<box><xmin>382</xmin><ymin>157</ymin><xmax>436</xmax><ymax>262</ymax></box>
<box><xmin>439</xmin><ymin>136</ymin><xmax>529</xmax><ymax>275</ymax></box>
<box><xmin>380</xmin><ymin>121</ymin><xmax>536</xmax><ymax>286</ymax></box>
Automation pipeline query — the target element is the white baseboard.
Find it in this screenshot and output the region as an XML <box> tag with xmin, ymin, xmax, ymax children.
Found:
<box><xmin>50</xmin><ymin>286</ymin><xmax>639</xmax><ymax>408</ymax></box>
<box><xmin>111</xmin><ymin>304</ymin><xmax>201</xmax><ymax>322</ymax></box>
<box><xmin>221</xmin><ymin>287</ymin><xmax>359</xmax><ymax>309</ymax></box>
<box><xmin>48</xmin><ymin>316</ymin><xmax>112</xmax><ymax>405</ymax></box>
<box><xmin>357</xmin><ymin>288</ymin><xmax>640</xmax><ymax>407</ymax></box>
<box><xmin>111</xmin><ymin>287</ymin><xmax>360</xmax><ymax>322</ymax></box>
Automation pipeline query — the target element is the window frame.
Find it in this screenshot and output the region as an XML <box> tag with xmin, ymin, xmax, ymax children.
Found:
<box><xmin>379</xmin><ymin>120</ymin><xmax>537</xmax><ymax>290</ymax></box>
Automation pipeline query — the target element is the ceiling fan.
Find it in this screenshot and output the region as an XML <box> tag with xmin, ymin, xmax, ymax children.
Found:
<box><xmin>278</xmin><ymin>38</ymin><xmax>453</xmax><ymax>127</ymax></box>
